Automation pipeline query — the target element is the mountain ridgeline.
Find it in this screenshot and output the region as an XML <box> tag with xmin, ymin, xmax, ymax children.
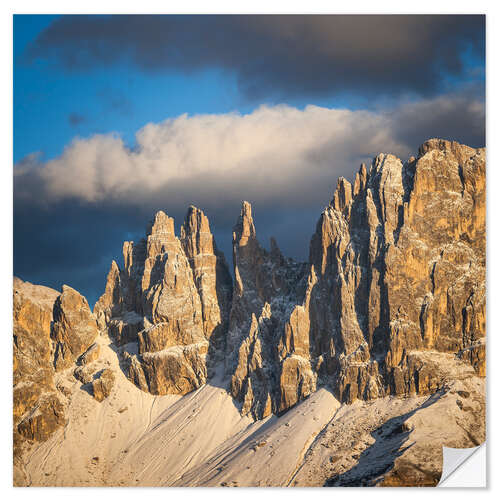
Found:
<box><xmin>93</xmin><ymin>138</ymin><xmax>485</xmax><ymax>419</ymax></box>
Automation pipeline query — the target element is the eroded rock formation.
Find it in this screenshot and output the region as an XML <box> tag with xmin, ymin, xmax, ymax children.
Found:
<box><xmin>90</xmin><ymin>138</ymin><xmax>485</xmax><ymax>418</ymax></box>
<box><xmin>13</xmin><ymin>278</ymin><xmax>63</xmax><ymax>462</ymax></box>
<box><xmin>95</xmin><ymin>206</ymin><xmax>232</xmax><ymax>395</ymax></box>
<box><xmin>13</xmin><ymin>278</ymin><xmax>101</xmax><ymax>478</ymax></box>
<box><xmin>226</xmin><ymin>202</ymin><xmax>312</xmax><ymax>418</ymax></box>
<box><xmin>52</xmin><ymin>285</ymin><xmax>99</xmax><ymax>370</ymax></box>
<box><xmin>92</xmin><ymin>369</ymin><xmax>115</xmax><ymax>402</ymax></box>
<box><xmin>14</xmin><ymin>138</ymin><xmax>485</xmax><ymax>488</ymax></box>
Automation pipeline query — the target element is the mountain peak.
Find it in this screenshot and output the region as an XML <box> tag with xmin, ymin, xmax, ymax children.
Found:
<box><xmin>233</xmin><ymin>200</ymin><xmax>256</xmax><ymax>244</ymax></box>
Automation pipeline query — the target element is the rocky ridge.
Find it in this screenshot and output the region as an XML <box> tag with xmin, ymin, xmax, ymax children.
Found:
<box><xmin>299</xmin><ymin>138</ymin><xmax>485</xmax><ymax>407</ymax></box>
<box><xmin>91</xmin><ymin>138</ymin><xmax>485</xmax><ymax>420</ymax></box>
<box><xmin>13</xmin><ymin>138</ymin><xmax>486</xmax><ymax>487</ymax></box>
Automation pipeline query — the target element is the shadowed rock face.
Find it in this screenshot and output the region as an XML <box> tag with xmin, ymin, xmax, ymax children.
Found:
<box><xmin>94</xmin><ymin>138</ymin><xmax>485</xmax><ymax>419</ymax></box>
<box><xmin>95</xmin><ymin>206</ymin><xmax>232</xmax><ymax>395</ymax></box>
<box><xmin>226</xmin><ymin>202</ymin><xmax>312</xmax><ymax>418</ymax></box>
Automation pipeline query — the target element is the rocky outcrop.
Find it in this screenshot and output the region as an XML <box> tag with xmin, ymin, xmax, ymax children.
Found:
<box><xmin>181</xmin><ymin>206</ymin><xmax>233</xmax><ymax>359</ymax></box>
<box><xmin>52</xmin><ymin>285</ymin><xmax>99</xmax><ymax>371</ymax></box>
<box><xmin>13</xmin><ymin>278</ymin><xmax>64</xmax><ymax>462</ymax></box>
<box><xmin>93</xmin><ymin>138</ymin><xmax>484</xmax><ymax>419</ymax></box>
<box><xmin>226</xmin><ymin>202</ymin><xmax>312</xmax><ymax>418</ymax></box>
<box><xmin>92</xmin><ymin>369</ymin><xmax>115</xmax><ymax>402</ymax></box>
<box><xmin>95</xmin><ymin>206</ymin><xmax>232</xmax><ymax>395</ymax></box>
<box><xmin>225</xmin><ymin>139</ymin><xmax>485</xmax><ymax>417</ymax></box>
<box><xmin>78</xmin><ymin>342</ymin><xmax>100</xmax><ymax>365</ymax></box>
<box><xmin>12</xmin><ymin>138</ymin><xmax>486</xmax><ymax>489</ymax></box>
<box><xmin>74</xmin><ymin>365</ymin><xmax>94</xmax><ymax>385</ymax></box>
<box><xmin>13</xmin><ymin>278</ymin><xmax>102</xmax><ymax>474</ymax></box>
<box><xmin>317</xmin><ymin>139</ymin><xmax>484</xmax><ymax>399</ymax></box>
<box><xmin>16</xmin><ymin>394</ymin><xmax>65</xmax><ymax>442</ymax></box>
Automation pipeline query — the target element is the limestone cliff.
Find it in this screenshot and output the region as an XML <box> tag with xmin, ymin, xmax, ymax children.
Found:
<box><xmin>95</xmin><ymin>206</ymin><xmax>232</xmax><ymax>395</ymax></box>
<box><xmin>307</xmin><ymin>138</ymin><xmax>485</xmax><ymax>403</ymax></box>
<box><xmin>13</xmin><ymin>278</ymin><xmax>63</xmax><ymax>464</ymax></box>
<box><xmin>226</xmin><ymin>202</ymin><xmax>312</xmax><ymax>418</ymax></box>
<box><xmin>225</xmin><ymin>138</ymin><xmax>485</xmax><ymax>417</ymax></box>
<box><xmin>52</xmin><ymin>285</ymin><xmax>99</xmax><ymax>370</ymax></box>
<box><xmin>13</xmin><ymin>138</ymin><xmax>485</xmax><ymax>487</ymax></box>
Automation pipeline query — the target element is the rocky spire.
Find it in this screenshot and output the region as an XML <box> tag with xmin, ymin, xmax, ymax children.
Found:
<box><xmin>145</xmin><ymin>210</ymin><xmax>177</xmax><ymax>260</ymax></box>
<box><xmin>331</xmin><ymin>177</ymin><xmax>353</xmax><ymax>212</ymax></box>
<box><xmin>181</xmin><ymin>205</ymin><xmax>215</xmax><ymax>257</ymax></box>
<box><xmin>180</xmin><ymin>205</ymin><xmax>232</xmax><ymax>345</ymax></box>
<box><xmin>227</xmin><ymin>139</ymin><xmax>485</xmax><ymax>414</ymax></box>
<box><xmin>94</xmin><ymin>260</ymin><xmax>121</xmax><ymax>330</ymax></box>
<box><xmin>227</xmin><ymin>201</ymin><xmax>311</xmax><ymax>418</ymax></box>
<box><xmin>95</xmin><ymin>206</ymin><xmax>233</xmax><ymax>395</ymax></box>
<box><xmin>234</xmin><ymin>201</ymin><xmax>256</xmax><ymax>242</ymax></box>
<box><xmin>306</xmin><ymin>139</ymin><xmax>485</xmax><ymax>402</ymax></box>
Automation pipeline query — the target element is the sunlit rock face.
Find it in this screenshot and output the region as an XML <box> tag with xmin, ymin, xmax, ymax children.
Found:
<box><xmin>13</xmin><ymin>138</ymin><xmax>485</xmax><ymax>487</ymax></box>
<box><xmin>95</xmin><ymin>206</ymin><xmax>232</xmax><ymax>395</ymax></box>
<box><xmin>13</xmin><ymin>279</ymin><xmax>100</xmax><ymax>472</ymax></box>
<box><xmin>13</xmin><ymin>278</ymin><xmax>64</xmax><ymax>464</ymax></box>
<box><xmin>52</xmin><ymin>285</ymin><xmax>99</xmax><ymax>371</ymax></box>
<box><xmin>180</xmin><ymin>206</ymin><xmax>233</xmax><ymax>361</ymax></box>
<box><xmin>308</xmin><ymin>138</ymin><xmax>485</xmax><ymax>403</ymax></box>
<box><xmin>226</xmin><ymin>139</ymin><xmax>485</xmax><ymax>417</ymax></box>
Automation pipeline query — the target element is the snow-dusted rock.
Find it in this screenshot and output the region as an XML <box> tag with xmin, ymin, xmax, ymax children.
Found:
<box><xmin>227</xmin><ymin>201</ymin><xmax>312</xmax><ymax>418</ymax></box>
<box><xmin>96</xmin><ymin>206</ymin><xmax>232</xmax><ymax>395</ymax></box>
<box><xmin>14</xmin><ymin>138</ymin><xmax>486</xmax><ymax>487</ymax></box>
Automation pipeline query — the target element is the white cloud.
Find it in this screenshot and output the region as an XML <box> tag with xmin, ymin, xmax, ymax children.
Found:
<box><xmin>14</xmin><ymin>98</ymin><xmax>484</xmax><ymax>214</ymax></box>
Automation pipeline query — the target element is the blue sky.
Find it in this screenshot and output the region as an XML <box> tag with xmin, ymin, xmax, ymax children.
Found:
<box><xmin>13</xmin><ymin>15</ymin><xmax>485</xmax><ymax>304</ymax></box>
<box><xmin>14</xmin><ymin>15</ymin><xmax>374</xmax><ymax>164</ymax></box>
<box><xmin>14</xmin><ymin>16</ymin><xmax>246</xmax><ymax>162</ymax></box>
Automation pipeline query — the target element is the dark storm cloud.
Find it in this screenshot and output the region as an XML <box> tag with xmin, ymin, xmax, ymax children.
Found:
<box><xmin>390</xmin><ymin>87</ymin><xmax>485</xmax><ymax>150</ymax></box>
<box><xmin>26</xmin><ymin>14</ymin><xmax>485</xmax><ymax>100</ymax></box>
<box><xmin>13</xmin><ymin>200</ymin><xmax>148</xmax><ymax>305</ymax></box>
<box><xmin>68</xmin><ymin>112</ymin><xmax>86</xmax><ymax>127</ymax></box>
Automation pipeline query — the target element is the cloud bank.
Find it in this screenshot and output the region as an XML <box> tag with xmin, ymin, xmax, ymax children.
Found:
<box><xmin>26</xmin><ymin>15</ymin><xmax>485</xmax><ymax>100</ymax></box>
<box><xmin>15</xmin><ymin>94</ymin><xmax>485</xmax><ymax>214</ymax></box>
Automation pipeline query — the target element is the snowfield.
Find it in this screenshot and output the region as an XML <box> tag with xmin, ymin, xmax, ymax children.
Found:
<box><xmin>20</xmin><ymin>333</ymin><xmax>484</xmax><ymax>487</ymax></box>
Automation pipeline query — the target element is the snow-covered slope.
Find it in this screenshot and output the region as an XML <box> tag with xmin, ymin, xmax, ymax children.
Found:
<box><xmin>21</xmin><ymin>335</ymin><xmax>337</xmax><ymax>486</ymax></box>
<box><xmin>21</xmin><ymin>333</ymin><xmax>484</xmax><ymax>487</ymax></box>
